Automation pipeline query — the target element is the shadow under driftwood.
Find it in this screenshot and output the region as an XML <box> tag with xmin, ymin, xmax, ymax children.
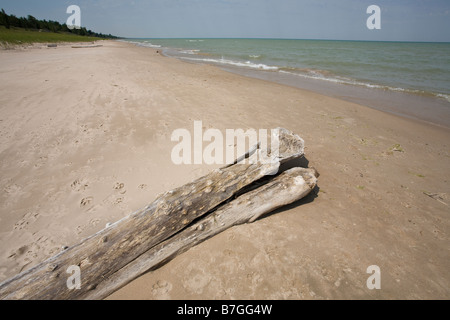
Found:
<box><xmin>257</xmin><ymin>155</ymin><xmax>320</xmax><ymax>222</ymax></box>
<box><xmin>144</xmin><ymin>159</ymin><xmax>319</xmax><ymax>275</ymax></box>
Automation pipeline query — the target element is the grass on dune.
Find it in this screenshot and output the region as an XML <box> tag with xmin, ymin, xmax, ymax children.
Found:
<box><xmin>0</xmin><ymin>26</ymin><xmax>100</xmax><ymax>45</ymax></box>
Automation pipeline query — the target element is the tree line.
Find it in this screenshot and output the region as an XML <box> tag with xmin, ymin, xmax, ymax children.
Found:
<box><xmin>0</xmin><ymin>8</ymin><xmax>119</xmax><ymax>39</ymax></box>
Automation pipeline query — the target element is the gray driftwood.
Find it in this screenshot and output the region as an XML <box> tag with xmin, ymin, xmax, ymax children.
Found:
<box><xmin>83</xmin><ymin>167</ymin><xmax>318</xmax><ymax>299</ymax></box>
<box><xmin>0</xmin><ymin>128</ymin><xmax>313</xmax><ymax>300</ymax></box>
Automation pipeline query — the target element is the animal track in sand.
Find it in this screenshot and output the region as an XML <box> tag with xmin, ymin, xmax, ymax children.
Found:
<box><xmin>8</xmin><ymin>245</ymin><xmax>28</xmax><ymax>259</ymax></box>
<box><xmin>89</xmin><ymin>218</ymin><xmax>101</xmax><ymax>227</ymax></box>
<box><xmin>13</xmin><ymin>212</ymin><xmax>40</xmax><ymax>230</ymax></box>
<box><xmin>8</xmin><ymin>236</ymin><xmax>58</xmax><ymax>274</ymax></box>
<box><xmin>80</xmin><ymin>196</ymin><xmax>93</xmax><ymax>208</ymax></box>
<box><xmin>33</xmin><ymin>156</ymin><xmax>48</xmax><ymax>169</ymax></box>
<box><xmin>4</xmin><ymin>183</ymin><xmax>22</xmax><ymax>194</ymax></box>
<box><xmin>152</xmin><ymin>280</ymin><xmax>173</xmax><ymax>298</ymax></box>
<box><xmin>183</xmin><ymin>271</ymin><xmax>211</xmax><ymax>295</ymax></box>
<box><xmin>113</xmin><ymin>182</ymin><xmax>126</xmax><ymax>194</ymax></box>
<box><xmin>71</xmin><ymin>178</ymin><xmax>89</xmax><ymax>192</ymax></box>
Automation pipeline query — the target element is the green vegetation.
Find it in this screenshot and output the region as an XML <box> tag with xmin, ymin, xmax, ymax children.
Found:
<box><xmin>0</xmin><ymin>8</ymin><xmax>118</xmax><ymax>45</ymax></box>
<box><xmin>408</xmin><ymin>171</ymin><xmax>425</xmax><ymax>178</ymax></box>
<box><xmin>0</xmin><ymin>26</ymin><xmax>100</xmax><ymax>44</ymax></box>
<box><xmin>391</xmin><ymin>143</ymin><xmax>404</xmax><ymax>152</ymax></box>
<box><xmin>416</xmin><ymin>173</ymin><xmax>425</xmax><ymax>178</ymax></box>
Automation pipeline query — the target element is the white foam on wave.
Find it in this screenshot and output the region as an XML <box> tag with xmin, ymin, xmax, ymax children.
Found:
<box><xmin>127</xmin><ymin>40</ymin><xmax>162</xmax><ymax>48</ymax></box>
<box><xmin>139</xmin><ymin>43</ymin><xmax>162</xmax><ymax>48</ymax></box>
<box><xmin>180</xmin><ymin>49</ymin><xmax>200</xmax><ymax>55</ymax></box>
<box><xmin>181</xmin><ymin>56</ymin><xmax>278</xmax><ymax>71</ymax></box>
<box><xmin>280</xmin><ymin>69</ymin><xmax>450</xmax><ymax>101</ymax></box>
<box><xmin>436</xmin><ymin>93</ymin><xmax>450</xmax><ymax>103</ymax></box>
<box><xmin>280</xmin><ymin>69</ymin><xmax>355</xmax><ymax>85</ymax></box>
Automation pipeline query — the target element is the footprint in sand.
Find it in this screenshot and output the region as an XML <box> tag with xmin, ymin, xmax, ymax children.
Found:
<box><xmin>183</xmin><ymin>271</ymin><xmax>211</xmax><ymax>295</ymax></box>
<box><xmin>80</xmin><ymin>196</ymin><xmax>93</xmax><ymax>208</ymax></box>
<box><xmin>8</xmin><ymin>245</ymin><xmax>28</xmax><ymax>259</ymax></box>
<box><xmin>114</xmin><ymin>182</ymin><xmax>126</xmax><ymax>194</ymax></box>
<box><xmin>13</xmin><ymin>212</ymin><xmax>40</xmax><ymax>230</ymax></box>
<box><xmin>4</xmin><ymin>184</ymin><xmax>22</xmax><ymax>195</ymax></box>
<box><xmin>76</xmin><ymin>225</ymin><xmax>84</xmax><ymax>235</ymax></box>
<box><xmin>152</xmin><ymin>280</ymin><xmax>173</xmax><ymax>298</ymax></box>
<box><xmin>89</xmin><ymin>218</ymin><xmax>101</xmax><ymax>227</ymax></box>
<box><xmin>33</xmin><ymin>156</ymin><xmax>48</xmax><ymax>169</ymax></box>
<box><xmin>71</xmin><ymin>178</ymin><xmax>89</xmax><ymax>192</ymax></box>
<box><xmin>8</xmin><ymin>236</ymin><xmax>58</xmax><ymax>273</ymax></box>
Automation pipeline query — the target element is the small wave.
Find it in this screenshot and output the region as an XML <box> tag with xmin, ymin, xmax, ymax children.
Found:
<box><xmin>180</xmin><ymin>49</ymin><xmax>200</xmax><ymax>55</ymax></box>
<box><xmin>279</xmin><ymin>69</ymin><xmax>450</xmax><ymax>101</ymax></box>
<box><xmin>280</xmin><ymin>68</ymin><xmax>398</xmax><ymax>89</ymax></box>
<box><xmin>126</xmin><ymin>40</ymin><xmax>162</xmax><ymax>48</ymax></box>
<box><xmin>279</xmin><ymin>69</ymin><xmax>353</xmax><ymax>85</ymax></box>
<box><xmin>181</xmin><ymin>57</ymin><xmax>278</xmax><ymax>71</ymax></box>
<box><xmin>138</xmin><ymin>43</ymin><xmax>162</xmax><ymax>48</ymax></box>
<box><xmin>249</xmin><ymin>55</ymin><xmax>261</xmax><ymax>59</ymax></box>
<box><xmin>436</xmin><ymin>93</ymin><xmax>450</xmax><ymax>103</ymax></box>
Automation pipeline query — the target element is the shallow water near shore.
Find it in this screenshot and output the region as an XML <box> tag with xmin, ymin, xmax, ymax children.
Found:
<box><xmin>125</xmin><ymin>38</ymin><xmax>450</xmax><ymax>127</ymax></box>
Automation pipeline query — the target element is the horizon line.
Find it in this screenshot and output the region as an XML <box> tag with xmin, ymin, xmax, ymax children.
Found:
<box><xmin>120</xmin><ymin>37</ymin><xmax>450</xmax><ymax>44</ymax></box>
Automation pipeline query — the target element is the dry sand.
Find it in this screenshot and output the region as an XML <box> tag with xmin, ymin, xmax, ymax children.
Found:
<box><xmin>0</xmin><ymin>40</ymin><xmax>448</xmax><ymax>299</ymax></box>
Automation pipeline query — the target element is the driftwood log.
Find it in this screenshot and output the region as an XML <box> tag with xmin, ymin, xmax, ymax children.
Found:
<box><xmin>0</xmin><ymin>128</ymin><xmax>317</xmax><ymax>300</ymax></box>
<box><xmin>85</xmin><ymin>167</ymin><xmax>317</xmax><ymax>299</ymax></box>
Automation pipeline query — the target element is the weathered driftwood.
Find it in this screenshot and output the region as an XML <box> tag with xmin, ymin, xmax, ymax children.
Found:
<box><xmin>83</xmin><ymin>167</ymin><xmax>318</xmax><ymax>299</ymax></box>
<box><xmin>0</xmin><ymin>128</ymin><xmax>310</xmax><ymax>300</ymax></box>
<box><xmin>71</xmin><ymin>45</ymin><xmax>103</xmax><ymax>49</ymax></box>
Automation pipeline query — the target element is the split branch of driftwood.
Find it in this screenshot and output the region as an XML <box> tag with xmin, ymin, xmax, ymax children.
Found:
<box><xmin>84</xmin><ymin>167</ymin><xmax>318</xmax><ymax>299</ymax></box>
<box><xmin>0</xmin><ymin>128</ymin><xmax>316</xmax><ymax>300</ymax></box>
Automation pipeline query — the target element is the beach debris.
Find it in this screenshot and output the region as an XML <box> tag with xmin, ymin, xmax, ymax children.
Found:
<box><xmin>423</xmin><ymin>192</ymin><xmax>448</xmax><ymax>206</ymax></box>
<box><xmin>0</xmin><ymin>128</ymin><xmax>318</xmax><ymax>300</ymax></box>
<box><xmin>71</xmin><ymin>44</ymin><xmax>103</xmax><ymax>49</ymax></box>
<box><xmin>391</xmin><ymin>143</ymin><xmax>404</xmax><ymax>152</ymax></box>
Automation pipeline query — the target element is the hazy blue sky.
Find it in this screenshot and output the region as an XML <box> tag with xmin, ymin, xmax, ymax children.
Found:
<box><xmin>1</xmin><ymin>0</ymin><xmax>449</xmax><ymax>41</ymax></box>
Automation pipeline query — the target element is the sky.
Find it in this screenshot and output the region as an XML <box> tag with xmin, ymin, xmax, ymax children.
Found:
<box><xmin>0</xmin><ymin>0</ymin><xmax>449</xmax><ymax>41</ymax></box>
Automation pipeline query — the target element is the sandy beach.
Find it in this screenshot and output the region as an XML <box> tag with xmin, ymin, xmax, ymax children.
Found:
<box><xmin>0</xmin><ymin>40</ymin><xmax>449</xmax><ymax>299</ymax></box>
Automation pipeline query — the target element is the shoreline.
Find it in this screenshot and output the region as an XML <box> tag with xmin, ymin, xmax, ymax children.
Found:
<box><xmin>0</xmin><ymin>40</ymin><xmax>449</xmax><ymax>299</ymax></box>
<box><xmin>219</xmin><ymin>65</ymin><xmax>450</xmax><ymax>129</ymax></box>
